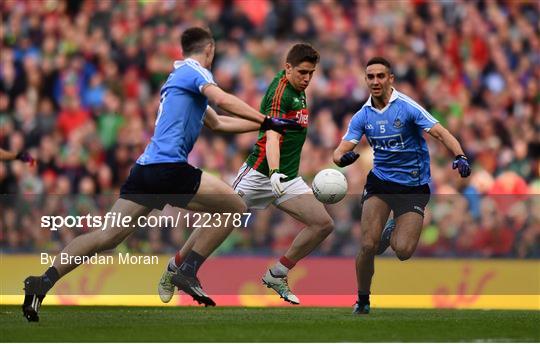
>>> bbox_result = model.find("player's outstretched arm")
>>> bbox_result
[203,84,265,124]
[203,106,260,133]
[202,84,301,134]
[0,148,35,164]
[0,148,17,160]
[428,123,471,177]
[333,140,359,167]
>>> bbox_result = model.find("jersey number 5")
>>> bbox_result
[380,124,386,133]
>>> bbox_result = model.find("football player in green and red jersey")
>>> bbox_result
[159,44,334,305]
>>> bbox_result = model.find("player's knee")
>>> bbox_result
[315,217,334,237]
[359,240,379,256]
[221,195,247,214]
[394,244,415,261]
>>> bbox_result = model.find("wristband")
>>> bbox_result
[269,169,280,176]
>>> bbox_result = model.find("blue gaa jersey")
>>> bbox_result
[137,58,216,165]
[343,88,438,186]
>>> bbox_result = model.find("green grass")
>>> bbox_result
[1,306,538,342]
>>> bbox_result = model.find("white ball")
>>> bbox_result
[312,169,348,204]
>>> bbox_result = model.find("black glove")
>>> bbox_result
[337,151,359,167]
[260,116,302,134]
[452,154,471,177]
[16,151,35,165]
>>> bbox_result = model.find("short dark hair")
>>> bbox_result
[181,27,214,56]
[286,43,320,67]
[366,57,392,73]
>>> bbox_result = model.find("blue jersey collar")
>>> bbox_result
[173,58,203,69]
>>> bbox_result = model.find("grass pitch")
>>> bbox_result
[1,306,538,342]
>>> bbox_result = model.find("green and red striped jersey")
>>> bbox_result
[245,70,309,180]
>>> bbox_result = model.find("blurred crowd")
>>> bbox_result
[1,0,539,258]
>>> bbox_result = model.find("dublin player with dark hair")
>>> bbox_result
[334,56,471,314]
[21,27,301,321]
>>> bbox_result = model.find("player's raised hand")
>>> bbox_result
[260,116,302,134]
[337,151,359,167]
[452,155,471,177]
[16,151,36,166]
[269,169,287,197]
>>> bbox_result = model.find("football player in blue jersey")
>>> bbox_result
[21,27,301,321]
[333,57,471,315]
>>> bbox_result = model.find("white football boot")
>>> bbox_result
[262,269,300,305]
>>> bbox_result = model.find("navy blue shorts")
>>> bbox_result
[362,171,430,217]
[120,163,202,210]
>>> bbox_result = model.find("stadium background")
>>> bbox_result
[1,0,539,309]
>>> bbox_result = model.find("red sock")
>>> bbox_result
[174,252,184,267]
[279,256,296,269]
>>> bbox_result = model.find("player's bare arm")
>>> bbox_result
[266,130,281,170]
[203,84,265,124]
[428,123,471,177]
[203,84,301,134]
[0,148,18,160]
[266,130,287,196]
[333,140,359,167]
[203,106,260,133]
[427,123,465,157]
[0,148,35,164]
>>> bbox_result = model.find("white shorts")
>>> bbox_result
[232,163,312,209]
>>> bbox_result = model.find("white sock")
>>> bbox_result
[270,262,289,277]
[167,257,177,272]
